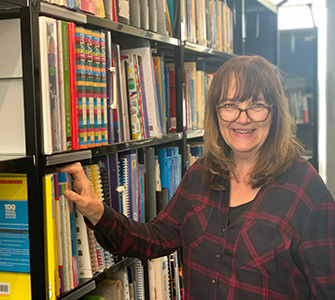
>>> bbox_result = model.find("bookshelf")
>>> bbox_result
[0,0,280,299]
[244,0,278,64]
[279,27,318,169]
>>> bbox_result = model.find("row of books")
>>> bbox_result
[43,166,115,298]
[80,252,182,300]
[43,0,175,38]
[184,60,214,131]
[39,16,178,154]
[181,0,234,52]
[39,17,109,153]
[43,145,182,298]
[286,90,310,124]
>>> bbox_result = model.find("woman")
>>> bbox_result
[62,55,335,299]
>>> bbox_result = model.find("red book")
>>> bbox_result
[112,0,118,22]
[68,22,78,150]
[81,0,95,14]
[184,70,189,131]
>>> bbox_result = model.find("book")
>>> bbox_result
[132,260,145,300]
[110,267,130,300]
[68,22,79,150]
[56,20,67,152]
[39,16,61,154]
[119,55,132,142]
[152,53,167,134]
[75,26,88,149]
[118,154,131,218]
[84,28,96,148]
[107,153,121,211]
[165,63,176,133]
[118,0,130,25]
[0,174,31,300]
[74,206,93,279]
[148,0,157,32]
[92,30,103,146]
[85,165,107,273]
[57,172,72,292]
[98,31,108,145]
[81,0,95,14]
[121,44,162,138]
[152,256,171,300]
[196,59,206,130]
[120,53,143,140]
[140,0,149,30]
[104,0,118,22]
[105,30,117,144]
[184,62,197,130]
[59,20,73,151]
[43,174,59,299]
[156,0,169,36]
[143,147,157,221]
[53,173,64,294]
[130,0,141,28]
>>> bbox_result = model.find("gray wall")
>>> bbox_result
[326,0,335,196]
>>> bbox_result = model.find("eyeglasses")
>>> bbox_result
[216,103,273,122]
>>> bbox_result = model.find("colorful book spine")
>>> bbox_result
[84,28,96,147]
[92,30,102,146]
[99,31,108,145]
[75,26,88,149]
[68,22,79,150]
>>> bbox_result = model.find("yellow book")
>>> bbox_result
[0,173,31,300]
[43,174,59,299]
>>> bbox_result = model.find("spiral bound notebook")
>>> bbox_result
[118,157,130,217]
[133,260,145,300]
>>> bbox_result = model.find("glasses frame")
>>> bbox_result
[216,104,273,122]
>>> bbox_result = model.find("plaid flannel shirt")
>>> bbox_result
[87,156,335,299]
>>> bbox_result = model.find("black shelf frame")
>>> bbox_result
[0,155,34,172]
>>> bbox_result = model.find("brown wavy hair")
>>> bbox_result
[202,55,304,190]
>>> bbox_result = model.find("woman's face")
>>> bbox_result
[217,81,272,162]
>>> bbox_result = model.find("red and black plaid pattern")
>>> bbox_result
[88,157,335,299]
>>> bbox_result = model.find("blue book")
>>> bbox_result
[156,148,169,190]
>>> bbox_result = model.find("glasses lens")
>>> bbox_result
[219,108,239,122]
[248,107,269,121]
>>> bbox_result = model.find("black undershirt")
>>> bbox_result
[228,200,254,225]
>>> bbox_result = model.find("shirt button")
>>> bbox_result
[211,279,216,284]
